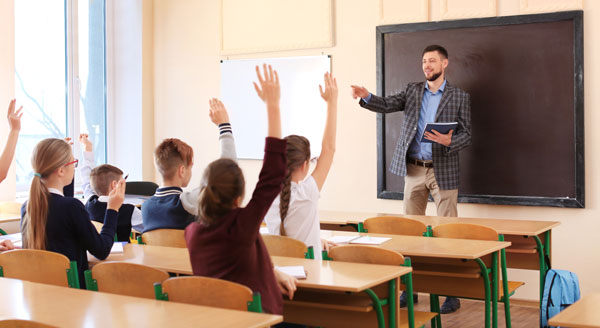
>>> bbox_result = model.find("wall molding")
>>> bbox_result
[520,0,583,14]
[441,0,497,20]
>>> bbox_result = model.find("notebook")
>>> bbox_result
[275,266,307,279]
[326,235,391,245]
[420,122,458,143]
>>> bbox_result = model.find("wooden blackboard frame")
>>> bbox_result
[375,10,584,208]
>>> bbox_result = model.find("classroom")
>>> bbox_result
[0,0,598,327]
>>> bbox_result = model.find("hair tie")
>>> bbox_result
[33,173,42,178]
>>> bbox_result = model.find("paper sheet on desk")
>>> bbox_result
[110,242,124,254]
[349,236,391,245]
[275,266,307,279]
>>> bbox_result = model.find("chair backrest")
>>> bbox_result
[261,234,308,258]
[89,262,169,299]
[363,216,428,236]
[91,220,103,234]
[0,320,58,328]
[141,229,186,248]
[160,276,253,311]
[125,181,159,196]
[0,201,22,214]
[328,245,405,266]
[0,249,74,287]
[432,223,498,241]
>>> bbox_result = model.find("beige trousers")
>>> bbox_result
[403,163,458,217]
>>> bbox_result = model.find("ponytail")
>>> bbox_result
[278,135,310,235]
[22,139,72,250]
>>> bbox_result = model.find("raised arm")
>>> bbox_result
[0,100,23,183]
[209,98,237,161]
[237,64,286,239]
[312,72,338,191]
[78,134,95,200]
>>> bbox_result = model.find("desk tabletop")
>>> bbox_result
[319,210,560,236]
[0,213,20,223]
[90,244,410,293]
[0,277,282,328]
[271,256,410,293]
[548,294,600,328]
[321,230,511,260]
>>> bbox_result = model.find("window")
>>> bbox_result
[14,0,107,191]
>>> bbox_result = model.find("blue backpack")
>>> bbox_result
[540,268,580,327]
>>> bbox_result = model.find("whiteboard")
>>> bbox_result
[220,55,331,159]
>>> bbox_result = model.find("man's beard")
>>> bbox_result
[426,71,442,82]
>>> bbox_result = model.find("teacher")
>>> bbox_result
[351,44,471,313]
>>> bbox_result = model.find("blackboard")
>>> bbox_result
[376,11,584,208]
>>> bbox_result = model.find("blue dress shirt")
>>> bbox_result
[363,80,446,161]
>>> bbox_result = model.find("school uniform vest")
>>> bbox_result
[141,187,196,233]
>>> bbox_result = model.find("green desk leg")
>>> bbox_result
[491,252,499,328]
[475,258,492,328]
[499,235,512,328]
[533,234,546,305]
[403,258,415,328]
[357,222,366,232]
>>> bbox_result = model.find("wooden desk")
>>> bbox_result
[321,230,510,328]
[89,244,415,328]
[124,194,149,208]
[548,294,600,328]
[0,213,20,224]
[320,210,559,302]
[0,277,281,327]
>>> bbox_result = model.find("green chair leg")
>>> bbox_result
[364,288,386,328]
[247,292,263,313]
[84,270,98,291]
[154,282,168,300]
[403,258,415,328]
[499,235,512,328]
[321,250,333,261]
[357,222,366,232]
[0,228,7,235]
[304,246,314,259]
[67,261,80,289]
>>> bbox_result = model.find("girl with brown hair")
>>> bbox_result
[185,64,297,315]
[264,72,338,260]
[20,138,125,287]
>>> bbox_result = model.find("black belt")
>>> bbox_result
[407,157,433,168]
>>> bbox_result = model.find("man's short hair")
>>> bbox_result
[422,45,448,59]
[90,164,123,196]
[154,138,194,180]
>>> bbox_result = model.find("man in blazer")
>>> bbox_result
[351,44,471,313]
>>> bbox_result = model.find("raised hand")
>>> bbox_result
[253,64,280,106]
[208,98,230,126]
[350,85,369,100]
[79,133,93,152]
[7,99,23,132]
[107,178,126,211]
[319,72,338,104]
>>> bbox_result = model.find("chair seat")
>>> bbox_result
[413,263,482,279]
[399,309,438,328]
[499,280,525,299]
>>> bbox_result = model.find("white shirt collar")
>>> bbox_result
[48,188,64,196]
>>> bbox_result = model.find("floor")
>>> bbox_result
[413,295,539,328]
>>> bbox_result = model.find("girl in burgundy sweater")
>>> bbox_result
[185,64,297,315]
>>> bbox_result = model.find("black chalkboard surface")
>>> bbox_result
[376,11,584,208]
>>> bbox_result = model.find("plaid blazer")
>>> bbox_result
[360,81,471,190]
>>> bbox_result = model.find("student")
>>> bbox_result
[79,134,142,241]
[0,99,23,184]
[264,72,338,260]
[185,64,297,315]
[141,99,237,233]
[20,138,125,287]
[0,100,23,252]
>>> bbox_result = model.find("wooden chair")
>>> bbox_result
[125,181,159,196]
[299,245,437,328]
[362,216,428,236]
[0,249,79,288]
[154,276,262,312]
[85,262,169,299]
[261,234,313,259]
[432,223,524,328]
[139,229,186,248]
[0,320,58,328]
